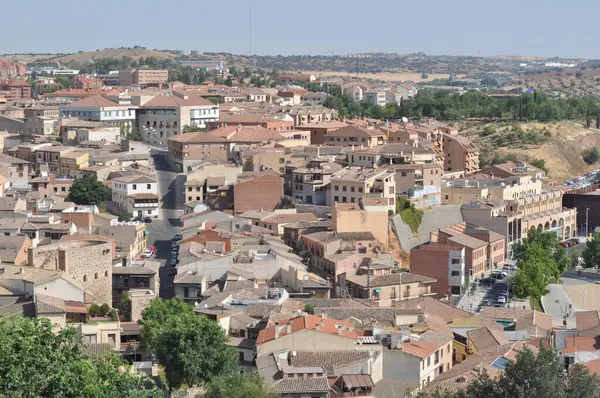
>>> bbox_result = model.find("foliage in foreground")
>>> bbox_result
[67,175,110,205]
[0,316,160,398]
[204,372,279,398]
[419,346,600,398]
[139,298,239,390]
[583,232,600,269]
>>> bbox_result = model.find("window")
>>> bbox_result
[83,334,97,344]
[188,187,192,192]
[358,187,363,193]
[188,197,192,201]
[61,187,66,192]
[427,356,431,367]
[334,196,339,202]
[3,232,8,236]
[83,275,87,282]
[401,171,407,177]
[342,186,347,192]
[445,195,449,200]
[350,187,355,192]
[334,185,339,191]
[94,273,98,279]
[451,271,460,276]
[105,270,108,277]
[132,184,137,190]
[451,258,461,264]
[107,333,116,345]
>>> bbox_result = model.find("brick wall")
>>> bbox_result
[234,174,283,214]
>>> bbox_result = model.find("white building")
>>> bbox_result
[363,91,387,107]
[60,95,137,129]
[111,175,159,218]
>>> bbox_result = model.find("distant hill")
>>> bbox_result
[0,48,177,64]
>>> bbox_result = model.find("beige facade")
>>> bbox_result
[28,240,113,304]
[331,202,389,249]
[328,167,396,212]
[442,176,542,205]
[119,68,168,86]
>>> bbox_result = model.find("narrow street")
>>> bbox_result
[145,151,184,299]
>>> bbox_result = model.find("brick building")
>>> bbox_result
[0,79,31,101]
[233,171,283,214]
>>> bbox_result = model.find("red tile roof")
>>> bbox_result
[256,314,360,345]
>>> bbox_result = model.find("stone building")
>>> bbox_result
[28,239,113,304]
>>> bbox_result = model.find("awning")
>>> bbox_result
[374,288,383,292]
[341,374,374,389]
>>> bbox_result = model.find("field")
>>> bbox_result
[304,70,464,83]
[0,48,176,64]
[461,121,600,182]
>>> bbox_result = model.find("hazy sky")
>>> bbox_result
[1,0,597,58]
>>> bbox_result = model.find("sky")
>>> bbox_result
[1,0,598,58]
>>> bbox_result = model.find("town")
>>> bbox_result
[2,43,600,397]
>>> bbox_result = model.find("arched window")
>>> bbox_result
[83,275,87,282]
[94,273,98,280]
[104,270,109,277]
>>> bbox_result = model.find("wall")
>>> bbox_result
[234,175,283,214]
[257,329,369,358]
[332,205,389,249]
[130,290,155,322]
[35,277,85,302]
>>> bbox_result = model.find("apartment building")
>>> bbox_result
[0,152,29,188]
[324,126,386,148]
[481,161,547,181]
[118,68,168,86]
[295,120,348,145]
[442,175,542,205]
[138,92,219,147]
[389,163,443,200]
[72,75,103,89]
[347,143,436,168]
[461,192,576,257]
[440,133,479,173]
[0,79,31,101]
[0,60,26,78]
[60,151,90,177]
[23,106,60,137]
[328,167,396,212]
[207,113,294,132]
[34,146,73,174]
[60,95,136,130]
[167,131,229,171]
[363,90,388,106]
[409,243,467,297]
[289,158,342,205]
[184,162,242,204]
[111,175,159,218]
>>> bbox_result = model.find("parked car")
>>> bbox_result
[168,268,178,276]
[509,264,517,271]
[171,247,179,255]
[147,246,157,255]
[136,254,148,261]
[143,248,154,257]
[482,299,492,306]
[170,255,178,266]
[569,238,580,245]
[143,216,153,223]
[497,296,507,305]
[560,241,571,248]
[173,233,183,241]
[171,241,179,249]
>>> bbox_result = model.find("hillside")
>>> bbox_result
[460,121,600,182]
[53,48,176,63]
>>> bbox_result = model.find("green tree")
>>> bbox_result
[126,127,144,141]
[118,212,132,222]
[0,316,161,398]
[204,372,278,398]
[304,304,315,315]
[583,147,600,165]
[182,125,205,133]
[67,176,110,205]
[570,245,580,268]
[153,311,239,390]
[512,227,568,276]
[511,244,555,300]
[530,158,549,174]
[418,345,600,398]
[138,298,194,351]
[583,232,600,268]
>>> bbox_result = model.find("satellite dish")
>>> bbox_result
[402,117,408,123]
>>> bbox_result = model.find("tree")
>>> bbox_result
[153,311,239,390]
[530,159,549,174]
[570,246,580,268]
[511,244,555,300]
[67,176,110,205]
[126,127,144,141]
[204,372,278,398]
[512,227,568,276]
[304,304,315,315]
[583,232,600,268]
[418,345,600,398]
[138,298,193,351]
[118,212,132,222]
[182,125,205,133]
[0,316,161,398]
[583,147,600,165]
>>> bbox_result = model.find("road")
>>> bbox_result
[145,151,184,299]
[457,272,514,311]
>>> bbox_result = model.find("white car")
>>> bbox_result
[497,296,506,305]
[143,249,154,257]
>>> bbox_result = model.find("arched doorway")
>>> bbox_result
[559,218,564,226]
[538,224,543,230]
[552,220,557,228]
[544,222,550,230]
[565,226,571,238]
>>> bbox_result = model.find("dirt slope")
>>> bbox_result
[462,121,600,182]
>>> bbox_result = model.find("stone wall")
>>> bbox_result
[130,290,155,322]
[29,240,113,304]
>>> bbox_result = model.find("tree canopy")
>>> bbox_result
[419,346,600,398]
[204,372,278,398]
[139,298,238,390]
[583,232,600,268]
[67,176,110,205]
[323,89,600,122]
[510,228,568,299]
[0,316,160,398]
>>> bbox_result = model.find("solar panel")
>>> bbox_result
[490,356,510,370]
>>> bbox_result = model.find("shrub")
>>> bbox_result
[89,303,101,317]
[99,303,111,317]
[583,147,600,165]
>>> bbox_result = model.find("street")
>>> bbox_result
[457,269,521,312]
[145,151,184,299]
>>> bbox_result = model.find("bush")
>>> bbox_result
[583,147,600,165]
[396,198,424,234]
[118,212,132,222]
[99,303,111,317]
[530,159,549,174]
[88,303,101,317]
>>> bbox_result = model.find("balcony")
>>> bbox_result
[120,341,141,351]
[113,280,150,290]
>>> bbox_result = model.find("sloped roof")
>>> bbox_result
[256,314,360,345]
[271,377,330,393]
[142,93,213,107]
[62,95,127,109]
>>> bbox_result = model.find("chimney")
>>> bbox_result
[286,321,292,335]
[338,326,344,336]
[274,321,280,339]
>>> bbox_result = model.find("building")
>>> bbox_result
[111,174,159,218]
[234,171,283,214]
[118,68,168,86]
[363,90,388,106]
[173,271,207,302]
[60,151,90,177]
[167,131,229,171]
[442,175,542,206]
[328,167,396,212]
[23,106,60,137]
[325,126,386,148]
[0,60,26,78]
[94,223,147,265]
[347,143,436,168]
[138,92,219,147]
[388,163,443,208]
[480,161,546,181]
[184,162,242,204]
[278,74,317,83]
[208,113,294,132]
[288,158,342,205]
[461,193,576,257]
[60,95,136,130]
[0,79,31,101]
[296,120,348,145]
[332,201,389,249]
[72,76,103,89]
[27,239,114,304]
[0,152,29,189]
[409,243,466,297]
[112,265,159,306]
[562,186,600,235]
[440,133,479,173]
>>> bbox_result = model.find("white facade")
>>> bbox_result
[352,86,363,102]
[189,106,219,128]
[60,107,136,123]
[364,91,388,107]
[111,177,159,218]
[448,247,466,295]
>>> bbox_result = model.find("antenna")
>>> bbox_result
[249,1,253,60]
